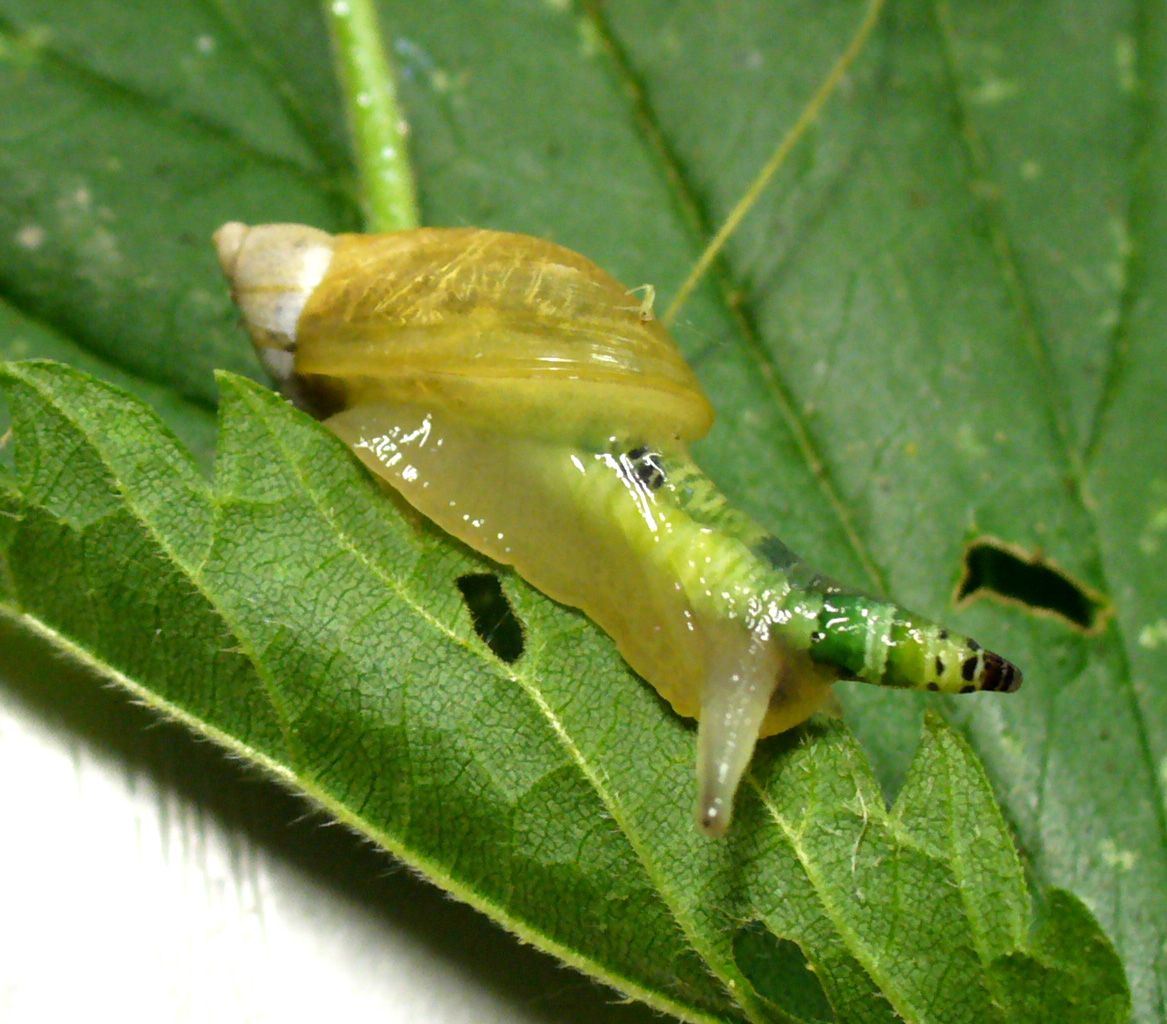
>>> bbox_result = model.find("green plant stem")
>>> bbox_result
[323,0,420,232]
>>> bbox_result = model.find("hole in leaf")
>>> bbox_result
[456,573,525,664]
[956,538,1109,633]
[733,921,836,1023]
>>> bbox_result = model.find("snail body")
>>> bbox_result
[215,222,1022,836]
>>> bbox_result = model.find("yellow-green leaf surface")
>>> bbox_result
[0,1,1154,1021]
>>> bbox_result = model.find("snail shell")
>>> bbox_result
[215,223,713,443]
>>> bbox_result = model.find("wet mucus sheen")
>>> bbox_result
[215,222,1022,836]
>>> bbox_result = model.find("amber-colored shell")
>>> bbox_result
[293,228,714,444]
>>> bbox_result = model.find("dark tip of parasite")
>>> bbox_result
[953,647,1023,694]
[980,652,1022,693]
[980,651,1005,691]
[998,658,1017,691]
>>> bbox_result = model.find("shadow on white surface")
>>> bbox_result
[0,617,668,1024]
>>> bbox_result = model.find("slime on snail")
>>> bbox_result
[214,221,1022,837]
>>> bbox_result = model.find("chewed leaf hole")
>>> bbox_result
[956,539,1109,633]
[456,573,525,664]
[732,922,835,1022]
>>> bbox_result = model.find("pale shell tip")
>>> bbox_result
[213,221,249,278]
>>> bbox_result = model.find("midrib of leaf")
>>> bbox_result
[930,0,1167,882]
[929,0,1083,468]
[752,780,907,1017]
[238,381,490,677]
[1080,0,1147,467]
[236,380,770,1024]
[751,769,1000,1024]
[503,670,770,1024]
[577,0,890,598]
[933,762,1015,1011]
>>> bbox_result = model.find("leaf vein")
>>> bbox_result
[15,369,305,767]
[930,0,1167,892]
[578,0,890,595]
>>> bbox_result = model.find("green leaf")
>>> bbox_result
[0,0,1156,1020]
[0,362,1128,1024]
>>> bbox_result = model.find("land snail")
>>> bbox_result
[214,221,1022,837]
